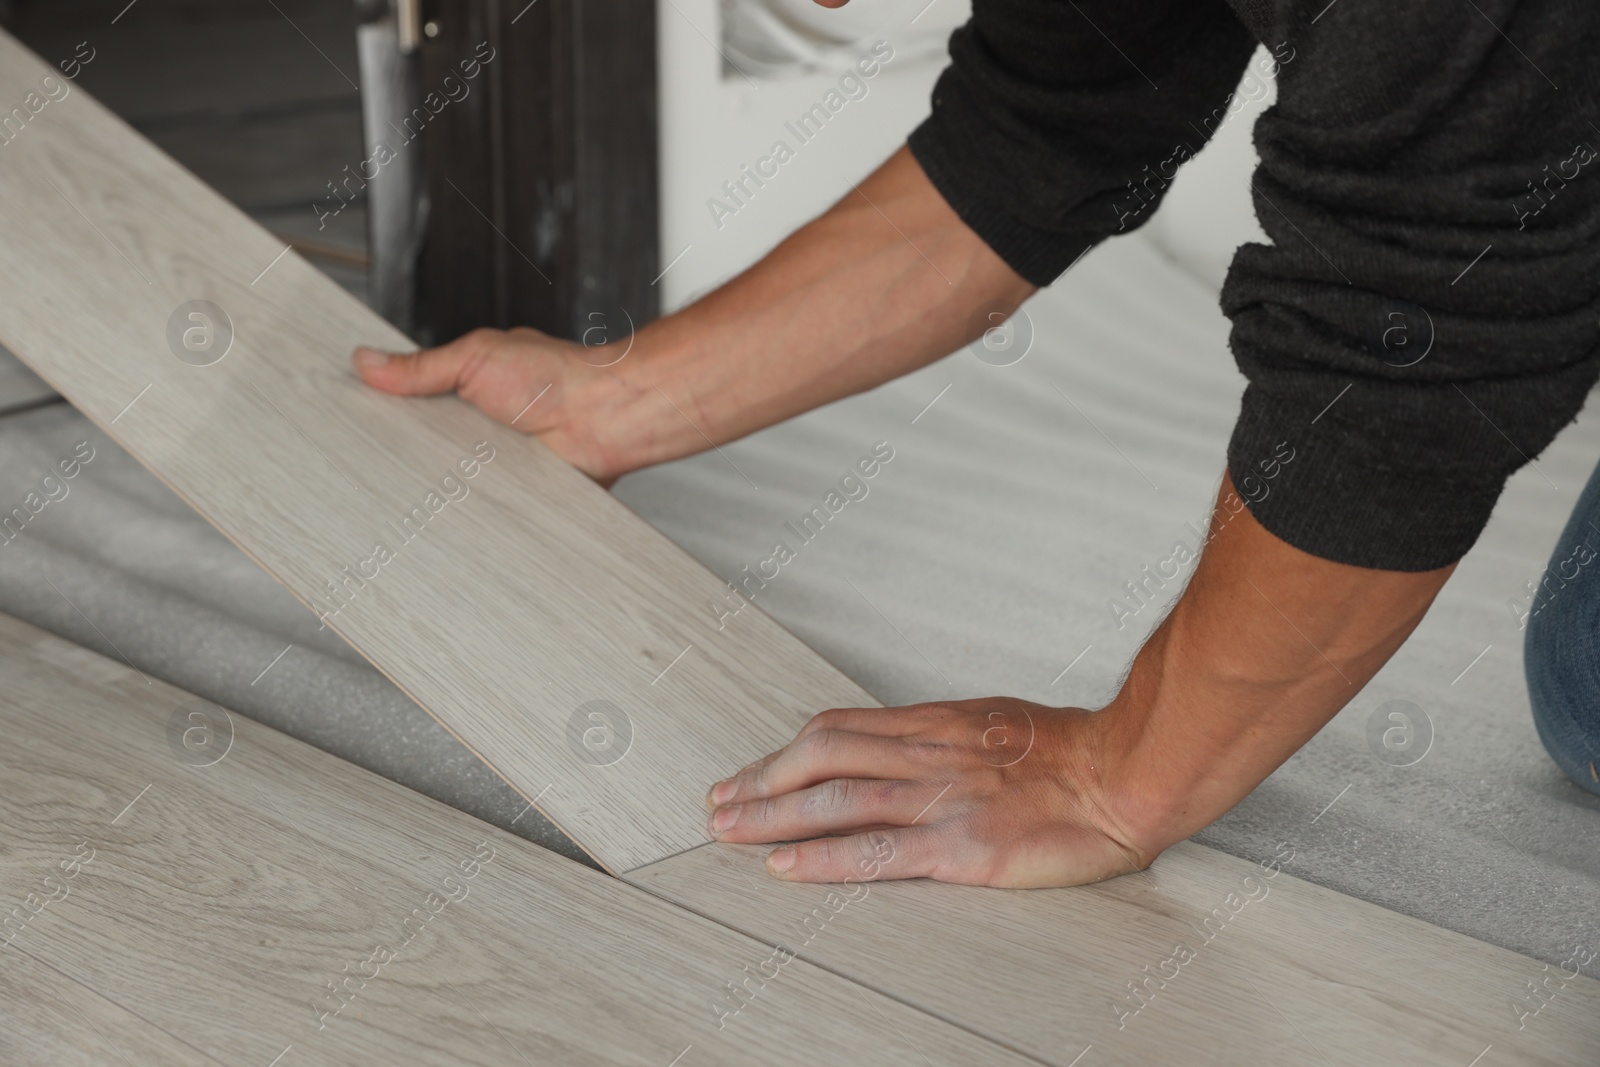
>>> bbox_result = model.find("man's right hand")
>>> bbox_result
[354,328,629,485]
[353,146,1036,490]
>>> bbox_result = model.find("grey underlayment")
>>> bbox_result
[0,366,586,865]
[4,227,1597,969]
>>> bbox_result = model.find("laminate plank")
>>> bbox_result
[0,611,1034,1066]
[628,841,1600,1066]
[0,947,219,1067]
[0,27,874,873]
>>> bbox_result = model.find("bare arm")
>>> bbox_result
[703,473,1454,886]
[353,146,1033,481]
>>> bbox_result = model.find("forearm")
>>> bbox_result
[585,145,1034,475]
[1099,472,1456,855]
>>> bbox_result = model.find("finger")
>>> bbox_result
[709,777,929,843]
[739,751,779,776]
[764,826,945,883]
[793,704,939,741]
[352,327,499,396]
[706,750,780,810]
[708,729,929,806]
[716,704,915,803]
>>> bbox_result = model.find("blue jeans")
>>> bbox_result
[1525,458,1600,796]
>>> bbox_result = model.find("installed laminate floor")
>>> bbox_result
[0,612,1029,1066]
[629,841,1600,1066]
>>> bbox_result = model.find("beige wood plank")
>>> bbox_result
[628,841,1600,1066]
[0,947,220,1067]
[0,28,874,873]
[0,611,1033,1066]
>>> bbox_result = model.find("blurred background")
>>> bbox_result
[0,0,1261,343]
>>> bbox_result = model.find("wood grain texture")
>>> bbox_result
[0,612,1033,1066]
[628,841,1600,1066]
[0,947,218,1067]
[0,27,874,873]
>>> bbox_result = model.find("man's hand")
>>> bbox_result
[708,473,1456,888]
[353,147,1034,486]
[706,698,1149,888]
[354,328,629,484]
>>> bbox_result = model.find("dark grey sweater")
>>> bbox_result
[908,0,1600,571]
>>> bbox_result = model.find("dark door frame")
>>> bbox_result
[419,0,659,347]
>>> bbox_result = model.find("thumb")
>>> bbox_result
[353,329,494,396]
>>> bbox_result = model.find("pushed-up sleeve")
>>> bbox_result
[908,0,1259,285]
[1221,0,1600,571]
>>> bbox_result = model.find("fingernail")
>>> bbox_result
[767,846,796,874]
[709,779,737,806]
[353,347,391,370]
[709,805,740,834]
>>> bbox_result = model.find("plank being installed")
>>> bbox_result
[0,611,1032,1066]
[629,842,1600,1066]
[0,28,873,873]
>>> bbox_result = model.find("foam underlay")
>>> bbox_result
[2,229,1595,968]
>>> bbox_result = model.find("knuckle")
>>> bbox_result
[800,708,845,737]
[753,796,781,827]
[902,737,951,764]
[814,778,850,811]
[448,328,500,370]
[748,763,776,798]
[461,326,504,349]
[855,830,898,878]
[799,728,840,762]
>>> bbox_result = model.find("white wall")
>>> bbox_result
[655,0,965,309]
[1141,45,1277,293]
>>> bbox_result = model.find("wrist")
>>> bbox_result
[568,320,705,480]
[1090,618,1258,858]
